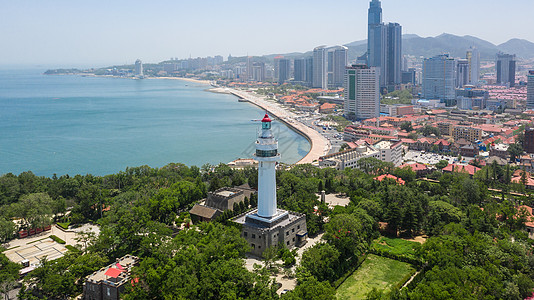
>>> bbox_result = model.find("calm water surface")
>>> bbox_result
[0,69,310,176]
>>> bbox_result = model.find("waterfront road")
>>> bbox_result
[228,89,331,165]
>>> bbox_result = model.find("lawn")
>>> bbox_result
[336,254,416,300]
[371,236,421,260]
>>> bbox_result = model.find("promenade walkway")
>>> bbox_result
[229,89,330,165]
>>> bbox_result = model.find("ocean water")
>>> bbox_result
[0,69,310,177]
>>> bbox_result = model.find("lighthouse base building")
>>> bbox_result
[233,209,307,257]
[233,113,307,257]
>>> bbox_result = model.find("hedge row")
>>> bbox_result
[370,247,423,268]
[49,235,66,244]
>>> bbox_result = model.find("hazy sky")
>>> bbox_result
[1,0,533,67]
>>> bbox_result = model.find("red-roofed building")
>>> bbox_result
[399,163,430,177]
[319,103,337,114]
[442,164,480,176]
[374,174,405,185]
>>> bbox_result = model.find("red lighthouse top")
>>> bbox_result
[261,114,271,122]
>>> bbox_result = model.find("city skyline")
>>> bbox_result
[1,0,534,67]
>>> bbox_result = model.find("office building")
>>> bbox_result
[386,23,402,87]
[467,47,480,86]
[401,68,416,84]
[344,65,380,120]
[527,70,534,110]
[233,114,307,256]
[496,53,516,87]
[134,59,143,77]
[422,54,456,106]
[367,0,402,90]
[274,57,290,84]
[456,59,469,88]
[313,46,328,89]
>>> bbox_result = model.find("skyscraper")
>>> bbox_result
[386,23,402,87]
[134,59,143,77]
[313,46,327,89]
[246,56,253,81]
[306,57,313,86]
[496,53,516,87]
[274,57,290,84]
[332,46,348,88]
[456,59,469,88]
[466,47,480,86]
[527,70,534,110]
[294,58,306,83]
[422,54,456,106]
[367,0,402,90]
[344,65,380,120]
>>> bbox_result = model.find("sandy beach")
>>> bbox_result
[226,88,331,165]
[152,76,211,85]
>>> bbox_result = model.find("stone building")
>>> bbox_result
[83,255,138,300]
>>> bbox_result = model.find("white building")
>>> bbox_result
[467,47,480,86]
[134,59,143,77]
[319,145,380,170]
[344,65,380,120]
[374,140,403,166]
[331,46,348,88]
[313,46,328,89]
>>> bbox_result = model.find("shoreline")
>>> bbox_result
[41,73,324,164]
[222,88,330,165]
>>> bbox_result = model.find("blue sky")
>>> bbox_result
[1,0,533,67]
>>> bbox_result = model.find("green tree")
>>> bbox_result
[0,253,21,300]
[300,243,340,282]
[508,142,524,162]
[400,122,413,132]
[436,160,449,169]
[0,217,16,243]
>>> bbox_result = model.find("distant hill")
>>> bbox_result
[344,33,534,61]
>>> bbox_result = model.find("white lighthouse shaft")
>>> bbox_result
[255,114,280,218]
[258,161,277,217]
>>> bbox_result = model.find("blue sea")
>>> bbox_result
[0,69,310,177]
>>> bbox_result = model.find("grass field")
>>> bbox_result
[336,254,416,300]
[371,236,421,259]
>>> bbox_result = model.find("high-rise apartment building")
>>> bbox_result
[496,53,516,87]
[274,57,290,84]
[527,70,534,110]
[344,65,380,120]
[466,47,480,86]
[367,0,401,90]
[328,46,348,88]
[134,59,143,77]
[294,58,306,83]
[422,54,456,106]
[246,56,253,81]
[252,62,266,82]
[456,59,469,88]
[313,46,327,89]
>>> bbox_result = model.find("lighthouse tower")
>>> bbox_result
[255,114,280,218]
[233,113,307,257]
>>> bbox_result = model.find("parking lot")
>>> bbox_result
[403,150,462,165]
